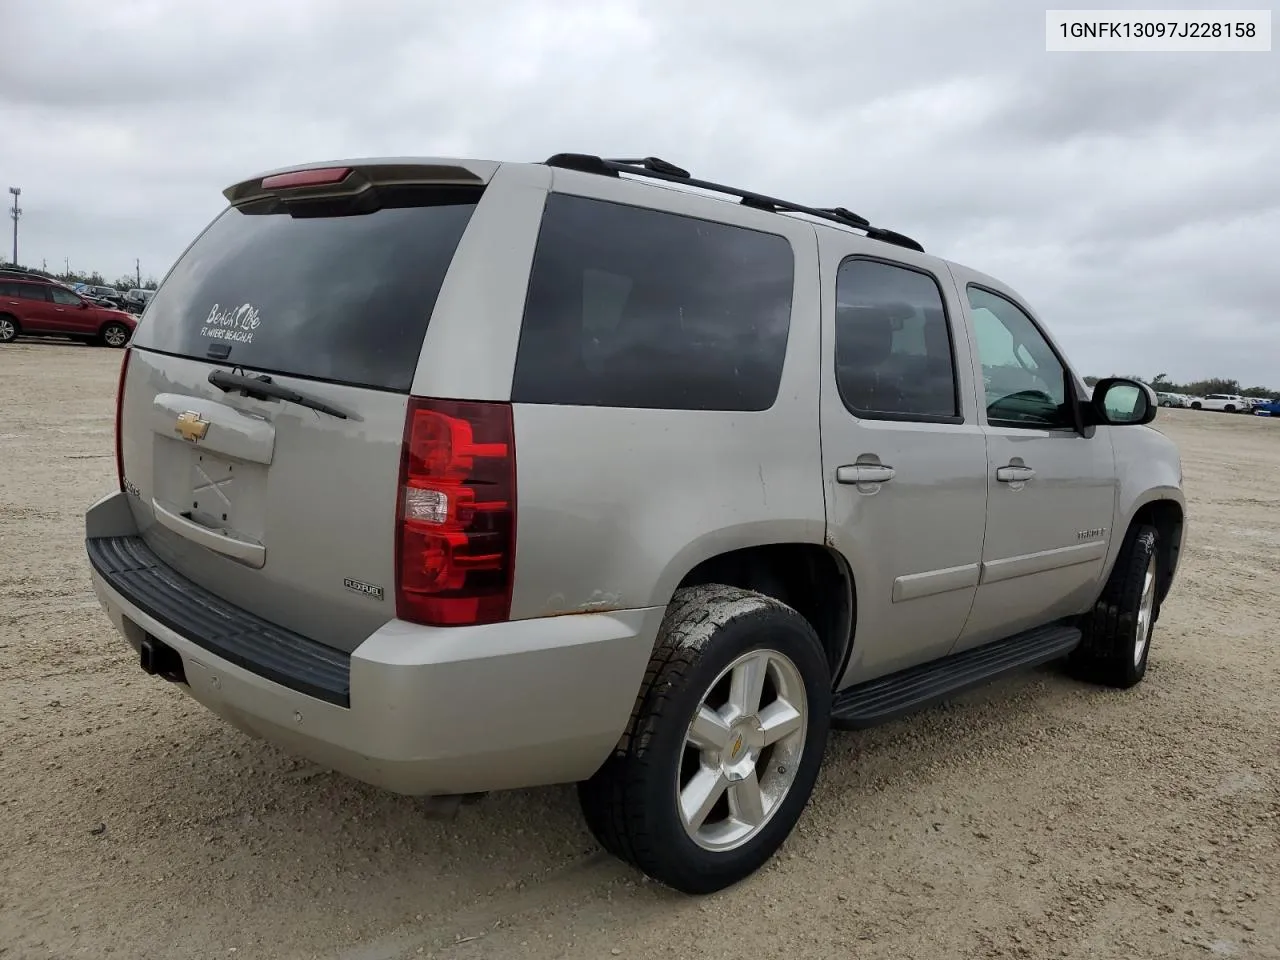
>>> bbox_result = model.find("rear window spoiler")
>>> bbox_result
[222,160,495,207]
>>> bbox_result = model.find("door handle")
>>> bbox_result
[151,498,266,568]
[836,463,896,485]
[996,464,1036,483]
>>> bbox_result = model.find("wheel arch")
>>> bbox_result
[674,542,856,685]
[1130,498,1184,606]
[1101,494,1184,609]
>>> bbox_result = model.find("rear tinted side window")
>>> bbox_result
[1,282,47,301]
[834,258,960,422]
[132,187,480,392]
[512,194,794,411]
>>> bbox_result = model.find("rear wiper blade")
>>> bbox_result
[208,369,349,420]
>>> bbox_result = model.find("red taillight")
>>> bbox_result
[395,397,516,627]
[114,347,132,491]
[261,167,351,190]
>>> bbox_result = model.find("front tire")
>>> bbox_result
[1071,524,1160,689]
[100,322,130,348]
[578,584,832,894]
[0,314,18,343]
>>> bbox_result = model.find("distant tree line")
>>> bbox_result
[1084,373,1278,399]
[6,262,159,292]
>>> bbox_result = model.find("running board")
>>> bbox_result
[831,623,1082,729]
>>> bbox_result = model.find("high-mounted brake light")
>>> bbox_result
[260,167,351,190]
[395,397,516,627]
[114,347,132,491]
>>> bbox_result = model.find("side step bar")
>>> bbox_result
[831,623,1082,729]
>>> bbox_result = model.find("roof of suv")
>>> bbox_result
[221,151,1030,325]
[226,153,955,263]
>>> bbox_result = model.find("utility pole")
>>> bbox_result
[135,258,141,288]
[64,256,70,277]
[7,187,20,267]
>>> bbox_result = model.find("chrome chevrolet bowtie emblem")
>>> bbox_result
[175,410,210,443]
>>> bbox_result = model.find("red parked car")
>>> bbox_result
[0,277,137,348]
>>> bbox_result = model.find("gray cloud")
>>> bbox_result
[1,0,1277,385]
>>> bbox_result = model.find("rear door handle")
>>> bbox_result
[996,465,1036,483]
[836,463,896,485]
[151,498,266,568]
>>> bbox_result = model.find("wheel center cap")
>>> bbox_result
[722,719,764,782]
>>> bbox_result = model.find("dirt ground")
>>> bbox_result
[1,340,1276,960]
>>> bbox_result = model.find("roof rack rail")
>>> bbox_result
[542,153,924,253]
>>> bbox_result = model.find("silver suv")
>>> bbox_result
[86,154,1186,894]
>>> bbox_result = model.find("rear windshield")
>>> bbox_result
[133,187,480,392]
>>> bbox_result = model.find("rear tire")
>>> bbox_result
[100,321,130,348]
[577,584,831,894]
[0,314,18,343]
[1071,524,1160,689]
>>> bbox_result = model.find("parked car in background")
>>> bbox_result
[122,288,156,315]
[0,276,136,347]
[0,268,41,282]
[1196,394,1250,412]
[79,284,127,309]
[1157,392,1188,408]
[1252,399,1280,417]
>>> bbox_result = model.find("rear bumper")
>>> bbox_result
[85,490,662,796]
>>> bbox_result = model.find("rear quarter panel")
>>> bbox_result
[416,167,829,618]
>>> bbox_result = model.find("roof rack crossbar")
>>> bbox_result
[543,154,924,253]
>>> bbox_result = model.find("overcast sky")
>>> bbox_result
[2,0,1277,386]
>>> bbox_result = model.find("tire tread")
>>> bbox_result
[578,584,822,891]
[1073,523,1158,688]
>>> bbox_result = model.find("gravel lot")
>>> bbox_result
[1,340,1277,960]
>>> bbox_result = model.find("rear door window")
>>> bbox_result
[2,283,48,301]
[833,258,960,422]
[132,187,481,392]
[512,194,795,411]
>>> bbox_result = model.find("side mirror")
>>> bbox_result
[1089,377,1156,426]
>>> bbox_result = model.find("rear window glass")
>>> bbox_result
[512,194,794,411]
[133,187,480,392]
[0,281,43,299]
